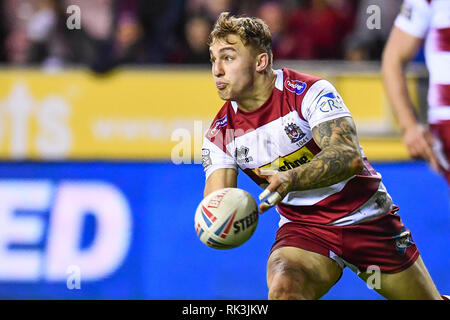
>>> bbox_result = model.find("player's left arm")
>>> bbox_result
[257,116,364,213]
[302,116,364,188]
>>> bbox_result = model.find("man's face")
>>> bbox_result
[209,34,256,101]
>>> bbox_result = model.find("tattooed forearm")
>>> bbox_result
[289,116,364,191]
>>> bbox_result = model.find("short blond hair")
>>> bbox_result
[208,12,273,68]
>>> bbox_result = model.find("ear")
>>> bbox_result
[255,53,269,73]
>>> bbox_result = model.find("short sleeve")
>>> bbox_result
[202,137,238,181]
[394,0,431,38]
[300,80,352,129]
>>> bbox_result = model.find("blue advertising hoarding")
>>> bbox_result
[0,161,448,299]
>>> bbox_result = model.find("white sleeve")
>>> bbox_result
[202,138,238,181]
[301,80,352,129]
[394,0,431,38]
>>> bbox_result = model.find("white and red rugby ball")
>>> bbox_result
[194,188,258,249]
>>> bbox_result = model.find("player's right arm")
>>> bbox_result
[381,0,441,171]
[204,168,237,197]
[201,119,238,197]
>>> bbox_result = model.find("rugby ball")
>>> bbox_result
[194,188,258,249]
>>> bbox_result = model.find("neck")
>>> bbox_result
[237,69,277,112]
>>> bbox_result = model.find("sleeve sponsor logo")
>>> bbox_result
[207,115,228,138]
[284,78,307,95]
[399,3,412,20]
[201,148,212,169]
[317,92,344,113]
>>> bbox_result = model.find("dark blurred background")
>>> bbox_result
[0,0,413,72]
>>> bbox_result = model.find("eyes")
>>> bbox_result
[210,55,234,64]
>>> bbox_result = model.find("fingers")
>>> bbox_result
[418,134,443,173]
[431,139,450,171]
[258,188,272,201]
[259,189,282,213]
[259,188,282,213]
[255,167,277,179]
[413,133,439,168]
[404,126,443,173]
[255,169,292,213]
[259,169,278,176]
[258,189,282,205]
[255,168,281,213]
[411,142,441,173]
[424,131,446,172]
[423,129,436,147]
[424,144,441,172]
[256,170,278,204]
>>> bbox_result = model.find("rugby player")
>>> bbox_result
[382,0,450,184]
[202,12,447,299]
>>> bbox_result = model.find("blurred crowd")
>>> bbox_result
[0,0,404,72]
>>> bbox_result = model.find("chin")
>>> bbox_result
[218,91,233,101]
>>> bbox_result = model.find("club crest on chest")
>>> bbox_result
[284,123,305,143]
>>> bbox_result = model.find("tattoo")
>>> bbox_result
[289,116,363,191]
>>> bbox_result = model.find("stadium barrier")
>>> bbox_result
[0,65,426,161]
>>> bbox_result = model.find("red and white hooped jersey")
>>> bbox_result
[202,68,393,227]
[394,0,450,124]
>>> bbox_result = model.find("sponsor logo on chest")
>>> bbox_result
[255,147,314,172]
[284,78,307,95]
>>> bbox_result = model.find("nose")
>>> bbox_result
[212,60,224,77]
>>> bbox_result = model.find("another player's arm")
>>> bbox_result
[257,116,363,212]
[204,168,237,198]
[382,26,440,170]
[382,26,422,134]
